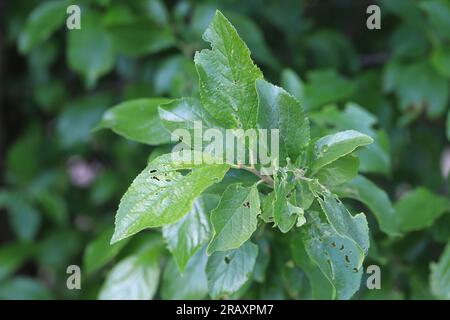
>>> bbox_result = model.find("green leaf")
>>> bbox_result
[0,243,31,281]
[83,228,129,275]
[273,169,303,233]
[296,212,365,300]
[97,98,172,145]
[161,248,208,300]
[335,175,399,236]
[18,0,68,53]
[194,10,263,129]
[311,130,373,171]
[316,189,370,254]
[303,69,355,110]
[0,193,41,241]
[281,69,304,101]
[419,0,450,38]
[431,44,450,79]
[430,241,450,299]
[309,103,390,175]
[67,11,116,87]
[162,194,219,272]
[256,79,310,161]
[395,188,450,232]
[158,97,220,147]
[108,20,175,57]
[394,62,449,118]
[207,184,260,254]
[315,154,359,187]
[206,241,258,299]
[291,231,335,299]
[0,277,53,300]
[99,247,160,300]
[447,110,450,141]
[111,151,229,243]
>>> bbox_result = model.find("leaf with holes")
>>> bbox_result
[207,184,260,254]
[111,151,229,243]
[206,241,258,299]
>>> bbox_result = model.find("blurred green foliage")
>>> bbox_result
[0,0,449,299]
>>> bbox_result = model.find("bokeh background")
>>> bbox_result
[0,0,449,299]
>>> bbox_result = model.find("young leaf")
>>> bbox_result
[296,212,365,300]
[256,79,310,162]
[99,249,160,300]
[162,194,219,272]
[311,130,373,171]
[430,241,450,300]
[395,188,450,232]
[161,248,208,300]
[112,152,229,243]
[206,241,258,299]
[97,98,172,145]
[207,184,260,254]
[194,10,263,129]
[273,170,302,233]
[335,175,399,236]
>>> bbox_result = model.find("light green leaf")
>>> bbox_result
[99,248,160,300]
[162,194,219,272]
[194,10,263,129]
[206,241,258,299]
[67,11,116,87]
[97,98,171,145]
[316,190,370,254]
[297,212,365,300]
[395,188,450,232]
[335,175,399,236]
[430,241,450,299]
[312,130,373,171]
[315,154,359,187]
[18,0,68,53]
[83,228,129,275]
[111,151,229,243]
[207,184,260,254]
[256,79,310,161]
[273,169,302,233]
[161,248,208,300]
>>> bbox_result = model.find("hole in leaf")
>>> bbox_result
[339,244,344,250]
[345,255,350,263]
[331,242,336,248]
[152,176,160,181]
[150,169,157,173]
[243,201,250,208]
[353,268,359,273]
[224,256,231,264]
